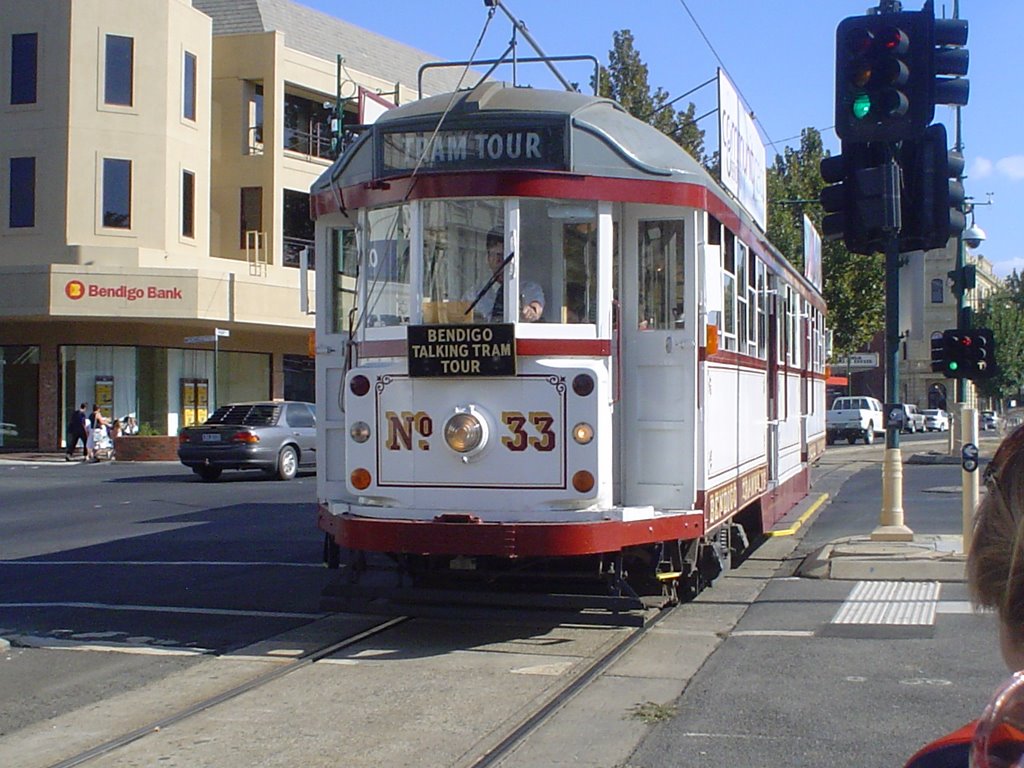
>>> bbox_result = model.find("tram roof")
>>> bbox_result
[312,81,716,195]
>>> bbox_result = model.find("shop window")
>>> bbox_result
[10,32,37,105]
[102,158,132,229]
[9,156,35,228]
[0,346,39,450]
[183,50,196,121]
[104,34,133,107]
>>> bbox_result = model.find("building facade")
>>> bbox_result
[0,0,462,451]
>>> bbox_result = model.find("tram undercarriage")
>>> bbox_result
[321,506,762,617]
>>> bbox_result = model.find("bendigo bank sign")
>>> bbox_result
[53,275,194,317]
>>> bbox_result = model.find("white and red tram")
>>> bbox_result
[310,82,826,600]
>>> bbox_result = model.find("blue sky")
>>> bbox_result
[304,0,1021,278]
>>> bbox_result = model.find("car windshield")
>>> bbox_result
[204,404,279,427]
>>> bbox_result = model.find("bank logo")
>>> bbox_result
[65,280,86,300]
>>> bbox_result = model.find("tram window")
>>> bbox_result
[638,219,684,330]
[756,260,767,360]
[362,204,410,327]
[721,231,737,350]
[736,242,749,353]
[328,227,357,334]
[562,221,596,324]
[746,248,758,356]
[421,199,505,324]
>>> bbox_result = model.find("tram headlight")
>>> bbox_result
[572,422,594,444]
[444,410,486,454]
[349,421,371,443]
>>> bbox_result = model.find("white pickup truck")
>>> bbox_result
[826,396,886,445]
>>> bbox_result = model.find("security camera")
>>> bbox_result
[963,223,986,249]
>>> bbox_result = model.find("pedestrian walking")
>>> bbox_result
[65,402,88,460]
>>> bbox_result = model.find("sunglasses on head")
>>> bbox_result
[973,671,1024,767]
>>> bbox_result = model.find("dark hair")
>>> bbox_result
[486,229,503,250]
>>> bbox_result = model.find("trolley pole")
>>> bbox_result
[874,151,914,541]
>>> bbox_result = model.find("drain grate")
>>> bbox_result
[831,580,940,626]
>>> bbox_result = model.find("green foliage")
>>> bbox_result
[975,270,1024,402]
[137,422,163,436]
[765,128,884,356]
[593,30,707,166]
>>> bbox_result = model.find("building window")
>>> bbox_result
[283,190,314,267]
[9,156,35,228]
[183,51,196,121]
[931,277,944,303]
[10,32,37,105]
[246,82,263,152]
[102,158,132,228]
[104,34,134,107]
[182,170,195,238]
[240,187,262,248]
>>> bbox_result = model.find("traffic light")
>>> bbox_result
[834,9,930,142]
[928,0,970,110]
[819,142,898,255]
[946,263,976,300]
[938,328,996,380]
[898,123,966,251]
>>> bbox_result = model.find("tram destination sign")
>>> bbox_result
[407,324,516,377]
[378,117,569,177]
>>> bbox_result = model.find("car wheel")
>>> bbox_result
[847,435,857,445]
[864,423,875,445]
[276,445,298,481]
[197,466,222,482]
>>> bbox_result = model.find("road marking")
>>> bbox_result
[731,630,816,637]
[831,581,939,625]
[10,635,209,655]
[0,601,325,619]
[936,600,977,614]
[765,493,830,537]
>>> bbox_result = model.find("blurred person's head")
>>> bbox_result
[486,229,504,271]
[970,424,1024,670]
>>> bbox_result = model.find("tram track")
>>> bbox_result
[36,603,670,768]
[46,615,411,768]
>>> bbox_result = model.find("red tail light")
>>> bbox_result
[178,433,190,444]
[231,430,260,444]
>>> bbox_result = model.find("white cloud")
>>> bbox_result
[996,156,1024,181]
[971,156,993,179]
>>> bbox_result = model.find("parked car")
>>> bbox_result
[177,401,316,481]
[896,403,926,434]
[981,410,999,431]
[826,396,886,445]
[922,409,950,432]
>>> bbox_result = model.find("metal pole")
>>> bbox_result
[213,334,219,413]
[487,0,576,92]
[874,151,913,541]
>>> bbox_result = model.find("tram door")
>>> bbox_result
[618,209,697,510]
[316,223,358,502]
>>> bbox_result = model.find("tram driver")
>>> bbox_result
[465,230,545,322]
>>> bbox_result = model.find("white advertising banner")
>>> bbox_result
[803,214,823,291]
[718,69,767,232]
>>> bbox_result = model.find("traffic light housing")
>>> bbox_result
[835,9,929,142]
[834,1,969,144]
[819,142,898,255]
[937,328,996,380]
[898,123,966,251]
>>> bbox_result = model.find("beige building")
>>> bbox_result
[900,240,1000,412]
[0,0,462,451]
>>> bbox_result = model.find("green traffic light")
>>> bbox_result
[852,93,872,119]
[948,361,959,372]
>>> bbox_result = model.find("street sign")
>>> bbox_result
[215,328,231,337]
[184,335,217,344]
[833,352,880,370]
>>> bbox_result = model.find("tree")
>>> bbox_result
[766,128,884,356]
[975,271,1024,404]
[594,30,706,165]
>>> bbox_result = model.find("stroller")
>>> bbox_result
[92,424,115,461]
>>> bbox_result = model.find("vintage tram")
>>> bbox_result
[310,80,826,602]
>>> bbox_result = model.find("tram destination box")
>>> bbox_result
[407,324,516,377]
